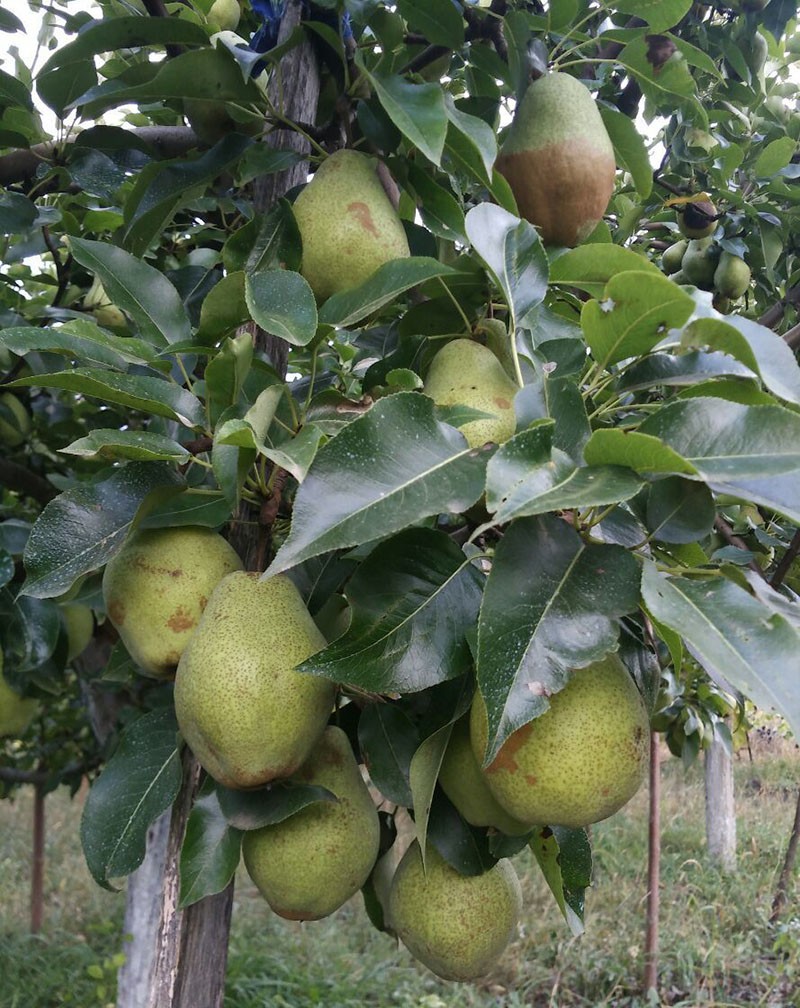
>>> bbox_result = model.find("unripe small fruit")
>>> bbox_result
[661,239,687,275]
[714,251,751,299]
[207,0,240,32]
[677,199,718,239]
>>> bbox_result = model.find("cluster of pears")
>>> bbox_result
[662,234,751,312]
[495,72,616,247]
[103,524,650,981]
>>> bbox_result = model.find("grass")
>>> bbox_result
[1,746,799,1008]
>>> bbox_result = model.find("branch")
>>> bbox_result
[713,515,766,580]
[0,459,58,504]
[0,127,200,189]
[141,0,185,58]
[770,527,800,589]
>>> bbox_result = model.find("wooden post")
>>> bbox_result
[643,731,660,997]
[704,725,736,873]
[30,781,45,934]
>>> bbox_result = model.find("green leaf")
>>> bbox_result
[80,708,182,889]
[409,724,453,866]
[358,703,418,807]
[216,781,335,830]
[581,271,695,370]
[0,67,32,109]
[641,562,800,740]
[637,398,800,523]
[754,137,796,178]
[141,490,232,530]
[530,825,591,936]
[245,270,318,347]
[599,105,652,198]
[205,332,253,429]
[318,257,455,329]
[609,0,692,32]
[11,370,204,429]
[365,73,448,165]
[444,97,497,186]
[124,134,253,257]
[36,61,97,119]
[516,372,590,462]
[0,191,37,233]
[549,244,661,298]
[179,790,242,909]
[22,463,184,599]
[583,429,698,476]
[298,528,483,693]
[645,476,715,544]
[619,36,696,101]
[260,424,325,484]
[619,349,755,392]
[485,422,644,524]
[477,514,640,761]
[682,316,800,407]
[0,320,161,370]
[60,430,190,463]
[396,0,464,46]
[196,272,250,344]
[268,393,487,575]
[68,238,192,347]
[427,790,497,875]
[465,203,548,328]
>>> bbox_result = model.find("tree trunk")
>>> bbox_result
[704,727,737,873]
[132,4,322,1006]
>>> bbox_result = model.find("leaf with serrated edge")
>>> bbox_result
[80,708,182,889]
[477,514,640,761]
[22,463,184,598]
[486,422,643,524]
[179,790,242,908]
[641,562,800,739]
[267,393,488,576]
[298,528,483,693]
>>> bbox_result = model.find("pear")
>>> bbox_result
[423,339,518,448]
[438,716,530,836]
[471,652,650,829]
[102,526,243,679]
[676,198,718,239]
[61,603,93,661]
[661,239,687,275]
[389,841,522,982]
[495,72,616,247]
[0,392,31,448]
[207,0,240,32]
[681,237,719,289]
[0,646,39,738]
[292,150,410,302]
[174,572,334,789]
[714,251,751,299]
[241,725,380,920]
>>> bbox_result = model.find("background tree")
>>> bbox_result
[1,0,800,1004]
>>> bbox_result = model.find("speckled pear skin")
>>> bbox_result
[102,527,243,679]
[471,653,650,828]
[439,716,530,836]
[174,572,334,790]
[242,725,380,920]
[389,841,522,982]
[423,339,518,448]
[292,149,411,302]
[0,647,39,738]
[495,72,616,247]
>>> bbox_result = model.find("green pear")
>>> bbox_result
[0,646,39,738]
[102,526,243,678]
[495,72,616,247]
[389,841,522,982]
[681,237,719,289]
[292,150,410,302]
[174,572,334,789]
[207,0,240,32]
[439,716,530,836]
[61,603,93,661]
[661,239,688,275]
[423,339,518,449]
[714,251,751,299]
[0,392,31,448]
[471,652,650,828]
[676,198,718,239]
[242,725,380,920]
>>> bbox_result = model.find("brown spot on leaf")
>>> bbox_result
[347,201,378,237]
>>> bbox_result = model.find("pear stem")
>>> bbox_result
[507,321,525,388]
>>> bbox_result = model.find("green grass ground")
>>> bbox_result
[1,748,798,1008]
